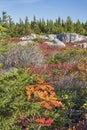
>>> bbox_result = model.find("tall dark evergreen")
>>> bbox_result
[54,17,63,34]
[38,18,46,33]
[2,11,9,27]
[0,17,2,24]
[46,19,54,34]
[84,21,87,35]
[8,15,15,37]
[25,16,31,34]
[75,19,85,35]
[31,16,40,34]
[66,16,74,33]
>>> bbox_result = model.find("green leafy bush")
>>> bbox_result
[50,49,87,64]
[0,69,36,129]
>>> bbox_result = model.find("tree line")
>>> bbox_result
[0,11,87,37]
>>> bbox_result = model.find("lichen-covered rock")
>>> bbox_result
[82,43,87,48]
[39,34,56,40]
[21,34,36,41]
[53,38,65,47]
[57,33,87,43]
[44,38,65,47]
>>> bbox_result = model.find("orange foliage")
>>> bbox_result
[35,118,45,124]
[26,78,62,109]
[37,77,44,84]
[44,102,52,109]
[35,117,54,127]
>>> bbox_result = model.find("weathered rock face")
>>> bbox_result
[82,43,87,48]
[21,34,36,41]
[53,38,66,47]
[39,34,56,40]
[40,34,66,47]
[57,33,87,43]
[46,34,56,40]
[18,40,33,45]
[0,44,46,69]
[44,39,65,48]
[74,42,87,48]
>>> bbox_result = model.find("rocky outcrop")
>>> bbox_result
[57,33,87,43]
[21,34,36,41]
[40,34,65,47]
[44,39,65,48]
[39,34,56,40]
[18,33,87,48]
[74,42,87,48]
[53,38,66,47]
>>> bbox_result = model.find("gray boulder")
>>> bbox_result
[40,34,56,40]
[44,38,65,47]
[75,42,87,48]
[21,34,36,41]
[57,33,87,43]
[53,38,66,47]
[82,43,87,48]
[18,40,33,45]
[46,34,56,40]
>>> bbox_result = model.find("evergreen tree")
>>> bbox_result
[46,19,54,34]
[0,17,2,24]
[1,11,9,27]
[25,16,31,34]
[8,15,15,37]
[0,24,7,42]
[31,16,40,34]
[75,19,85,35]
[38,18,46,33]
[61,19,66,32]
[17,18,25,36]
[54,17,63,34]
[66,16,74,33]
[83,21,87,35]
